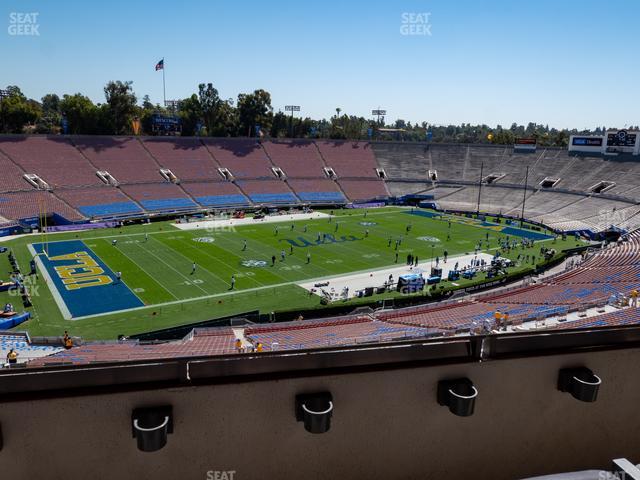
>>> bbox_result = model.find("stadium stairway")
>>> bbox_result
[114,187,147,214]
[311,141,350,200]
[137,137,205,208]
[257,141,304,203]
[232,327,253,350]
[66,136,148,217]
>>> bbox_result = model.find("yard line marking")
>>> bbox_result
[132,240,211,296]
[168,236,265,288]
[150,235,240,289]
[204,231,337,281]
[99,239,180,302]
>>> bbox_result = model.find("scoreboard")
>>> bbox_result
[570,131,640,155]
[151,114,182,136]
[514,138,536,152]
[605,130,639,154]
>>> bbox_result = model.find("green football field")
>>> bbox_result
[0,207,586,340]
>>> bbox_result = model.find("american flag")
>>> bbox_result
[155,59,164,71]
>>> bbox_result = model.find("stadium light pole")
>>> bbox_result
[0,90,9,131]
[285,105,300,138]
[372,108,386,140]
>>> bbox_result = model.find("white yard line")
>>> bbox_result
[132,240,211,296]
[100,239,180,302]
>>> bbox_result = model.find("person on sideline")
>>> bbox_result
[6,348,18,365]
[631,288,639,308]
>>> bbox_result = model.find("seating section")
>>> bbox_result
[0,149,30,192]
[181,181,250,207]
[6,136,640,230]
[203,139,273,178]
[29,328,237,366]
[556,307,640,330]
[73,136,162,184]
[0,191,83,221]
[338,179,388,201]
[236,180,298,204]
[316,141,379,178]
[141,137,220,181]
[245,316,433,351]
[119,183,197,211]
[261,140,326,178]
[371,142,640,232]
[0,136,100,188]
[56,187,142,217]
[287,179,346,203]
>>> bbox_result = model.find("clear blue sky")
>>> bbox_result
[2,0,638,130]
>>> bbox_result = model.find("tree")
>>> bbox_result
[141,94,154,111]
[237,89,273,137]
[197,83,237,137]
[178,94,203,136]
[270,111,288,138]
[35,93,62,133]
[0,87,40,133]
[103,80,138,134]
[59,94,100,134]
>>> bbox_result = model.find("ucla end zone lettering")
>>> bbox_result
[50,251,112,290]
[31,240,143,318]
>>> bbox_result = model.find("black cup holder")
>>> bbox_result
[295,392,333,434]
[132,406,173,452]
[558,367,601,402]
[437,378,478,417]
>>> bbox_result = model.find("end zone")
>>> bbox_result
[29,240,143,319]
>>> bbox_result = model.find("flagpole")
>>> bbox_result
[162,58,166,108]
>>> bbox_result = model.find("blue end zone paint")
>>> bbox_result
[405,210,443,219]
[31,240,143,318]
[78,202,142,217]
[500,226,552,241]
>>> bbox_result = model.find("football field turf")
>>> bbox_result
[0,207,584,340]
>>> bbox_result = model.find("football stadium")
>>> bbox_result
[2,2,640,479]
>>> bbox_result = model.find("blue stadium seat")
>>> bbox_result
[297,191,346,202]
[248,193,298,204]
[195,194,250,207]
[139,198,197,211]
[78,202,143,217]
